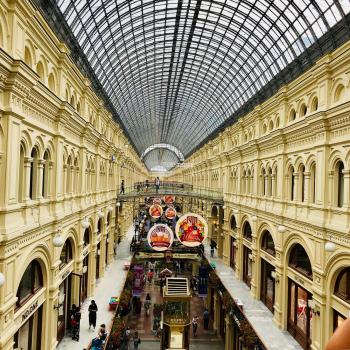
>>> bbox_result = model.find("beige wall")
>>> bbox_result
[0,1,146,349]
[170,37,350,350]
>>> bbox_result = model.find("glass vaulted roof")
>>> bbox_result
[53,0,350,170]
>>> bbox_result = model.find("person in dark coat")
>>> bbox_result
[88,300,98,330]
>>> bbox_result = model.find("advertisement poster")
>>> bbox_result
[175,213,208,247]
[165,207,177,220]
[163,195,175,204]
[147,224,174,251]
[149,204,163,218]
[132,265,144,297]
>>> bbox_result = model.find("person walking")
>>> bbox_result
[192,315,199,336]
[145,179,149,191]
[155,176,160,192]
[133,330,141,350]
[88,300,98,330]
[120,179,125,194]
[203,308,210,330]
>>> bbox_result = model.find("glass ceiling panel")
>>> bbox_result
[53,0,350,169]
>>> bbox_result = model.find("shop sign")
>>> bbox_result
[147,224,174,251]
[175,213,208,247]
[132,265,144,297]
[149,204,163,218]
[22,300,39,322]
[165,207,177,220]
[163,195,175,204]
[172,253,198,260]
[137,252,164,259]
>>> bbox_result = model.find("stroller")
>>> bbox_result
[71,311,81,341]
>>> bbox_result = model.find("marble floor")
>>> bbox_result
[57,226,134,350]
[205,245,302,350]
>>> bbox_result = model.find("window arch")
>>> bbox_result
[230,215,237,231]
[261,230,275,256]
[16,260,43,308]
[243,221,252,240]
[311,97,318,112]
[83,228,91,247]
[289,108,296,122]
[275,117,280,128]
[310,162,316,204]
[288,166,295,201]
[48,73,56,93]
[18,143,25,202]
[70,95,76,107]
[334,84,345,102]
[42,149,50,198]
[335,160,344,207]
[288,244,312,279]
[268,120,274,131]
[263,123,267,134]
[334,267,350,302]
[59,239,73,269]
[24,46,32,68]
[300,103,307,117]
[36,61,45,82]
[299,165,306,202]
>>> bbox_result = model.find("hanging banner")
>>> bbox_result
[163,195,175,204]
[132,265,144,297]
[153,197,162,205]
[165,207,177,220]
[197,264,209,297]
[149,204,163,218]
[175,213,208,247]
[147,224,174,251]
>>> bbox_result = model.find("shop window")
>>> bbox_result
[289,244,313,279]
[243,221,252,240]
[334,267,350,302]
[16,260,43,308]
[335,161,344,207]
[261,230,275,256]
[59,240,73,270]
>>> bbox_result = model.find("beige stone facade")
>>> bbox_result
[169,35,350,350]
[0,1,147,349]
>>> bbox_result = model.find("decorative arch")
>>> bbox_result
[334,83,345,103]
[230,214,237,231]
[48,72,56,93]
[36,60,45,82]
[260,230,275,256]
[310,96,318,112]
[299,103,307,117]
[287,242,313,279]
[211,205,218,218]
[288,108,296,122]
[242,220,252,240]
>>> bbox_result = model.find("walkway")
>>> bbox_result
[205,245,302,350]
[57,226,134,350]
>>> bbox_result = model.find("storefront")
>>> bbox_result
[287,244,313,350]
[14,260,45,350]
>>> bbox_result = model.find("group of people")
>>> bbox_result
[133,177,161,193]
[191,308,211,336]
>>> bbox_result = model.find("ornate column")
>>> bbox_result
[37,159,45,199]
[271,174,276,197]
[303,171,310,203]
[293,173,299,201]
[225,315,233,350]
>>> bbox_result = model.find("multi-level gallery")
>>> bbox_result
[0,1,350,350]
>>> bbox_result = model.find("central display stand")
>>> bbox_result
[161,277,191,350]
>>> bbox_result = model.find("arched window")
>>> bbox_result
[311,97,318,112]
[310,163,316,204]
[97,218,102,235]
[273,167,278,197]
[230,215,237,231]
[263,123,267,134]
[289,109,296,122]
[334,84,345,102]
[269,120,274,131]
[289,244,313,279]
[24,46,32,68]
[42,150,50,198]
[300,165,306,202]
[36,61,45,82]
[16,260,43,308]
[261,230,275,256]
[29,148,38,200]
[83,228,90,247]
[77,101,81,114]
[18,144,25,202]
[267,167,272,196]
[48,73,56,93]
[59,240,73,269]
[243,221,252,240]
[275,117,280,128]
[261,168,266,196]
[289,166,295,201]
[70,95,76,108]
[300,103,307,117]
[66,156,72,194]
[335,161,344,207]
[334,267,350,302]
